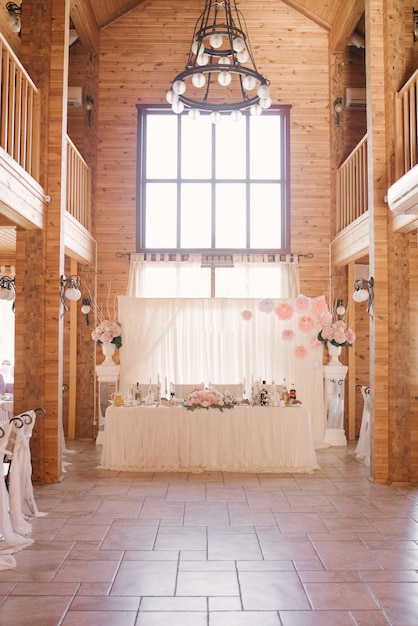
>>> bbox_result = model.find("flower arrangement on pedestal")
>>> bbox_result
[91,319,122,348]
[317,318,356,348]
[84,281,123,349]
[183,388,235,411]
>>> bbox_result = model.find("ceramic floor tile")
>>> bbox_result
[208,532,263,560]
[365,581,418,625]
[111,560,178,595]
[239,570,310,610]
[176,570,240,596]
[312,540,382,570]
[303,581,379,610]
[279,609,358,626]
[136,612,208,626]
[0,595,74,626]
[61,610,136,625]
[209,611,282,625]
[4,442,417,625]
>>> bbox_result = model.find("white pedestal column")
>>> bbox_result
[95,363,120,445]
[323,363,348,446]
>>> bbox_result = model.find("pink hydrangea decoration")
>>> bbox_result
[295,295,309,312]
[91,319,122,348]
[274,302,294,320]
[258,298,275,314]
[241,310,253,321]
[298,315,315,333]
[281,329,295,342]
[294,345,308,358]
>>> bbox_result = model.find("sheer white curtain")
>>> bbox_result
[118,294,326,448]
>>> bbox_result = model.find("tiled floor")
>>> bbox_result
[0,442,418,625]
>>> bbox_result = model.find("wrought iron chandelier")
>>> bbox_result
[166,0,271,121]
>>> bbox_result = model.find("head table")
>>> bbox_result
[99,404,320,474]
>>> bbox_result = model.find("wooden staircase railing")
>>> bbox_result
[0,32,40,179]
[336,134,368,233]
[66,136,91,231]
[395,68,418,179]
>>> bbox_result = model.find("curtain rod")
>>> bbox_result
[116,252,313,261]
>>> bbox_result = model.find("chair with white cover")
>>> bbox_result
[354,386,370,467]
[209,383,244,398]
[171,383,204,399]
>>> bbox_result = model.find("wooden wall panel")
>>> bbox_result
[94,0,332,306]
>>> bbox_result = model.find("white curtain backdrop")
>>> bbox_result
[117,295,327,448]
[126,253,300,299]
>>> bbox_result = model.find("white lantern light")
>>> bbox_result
[210,33,223,48]
[197,52,209,66]
[173,80,186,95]
[218,71,232,87]
[250,104,262,116]
[242,75,256,91]
[236,49,249,63]
[231,109,243,121]
[188,108,201,120]
[259,97,272,109]
[210,111,222,124]
[192,73,206,88]
[232,37,245,52]
[257,84,271,99]
[172,100,185,114]
[166,90,179,104]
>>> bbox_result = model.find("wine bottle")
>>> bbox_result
[289,384,296,401]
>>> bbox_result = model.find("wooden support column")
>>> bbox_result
[20,0,71,482]
[365,0,389,483]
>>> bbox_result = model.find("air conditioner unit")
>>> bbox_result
[67,86,83,108]
[387,164,418,215]
[345,87,366,109]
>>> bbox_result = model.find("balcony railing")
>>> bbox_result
[0,32,40,179]
[336,134,368,233]
[395,68,418,179]
[66,136,91,231]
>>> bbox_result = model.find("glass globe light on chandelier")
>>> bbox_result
[166,0,271,122]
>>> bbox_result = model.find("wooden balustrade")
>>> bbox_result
[0,33,40,179]
[336,134,368,233]
[66,136,91,231]
[395,68,418,179]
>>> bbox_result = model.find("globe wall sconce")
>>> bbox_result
[85,95,94,126]
[352,276,374,317]
[60,274,81,312]
[0,275,15,311]
[333,97,344,126]
[5,2,21,33]
[81,298,91,325]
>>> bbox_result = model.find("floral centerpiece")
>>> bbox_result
[183,388,235,411]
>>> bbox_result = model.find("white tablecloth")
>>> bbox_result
[99,405,320,473]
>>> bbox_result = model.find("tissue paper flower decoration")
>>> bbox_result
[298,315,315,333]
[295,295,309,311]
[274,302,294,320]
[281,329,295,342]
[241,310,253,321]
[258,298,275,313]
[311,297,329,317]
[310,336,321,349]
[295,345,308,358]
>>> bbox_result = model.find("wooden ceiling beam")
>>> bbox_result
[330,0,365,54]
[279,0,331,31]
[70,0,100,54]
[98,0,147,30]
